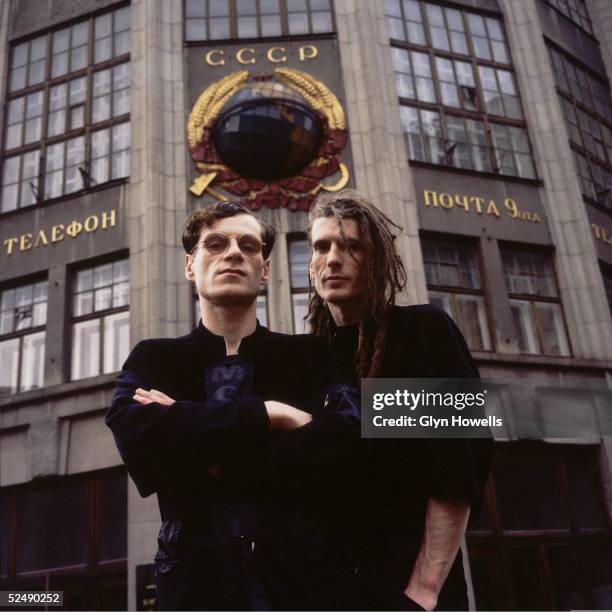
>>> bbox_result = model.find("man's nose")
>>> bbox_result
[326,242,344,267]
[223,237,243,259]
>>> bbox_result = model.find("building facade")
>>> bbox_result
[0,0,611,609]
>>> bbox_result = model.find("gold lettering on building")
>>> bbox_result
[422,190,542,222]
[504,198,519,218]
[19,233,33,251]
[439,193,453,209]
[2,209,118,255]
[423,190,437,207]
[236,48,256,65]
[34,229,49,247]
[3,237,18,255]
[486,200,500,217]
[204,45,318,66]
[455,195,469,212]
[66,221,83,237]
[84,215,99,232]
[470,197,484,213]
[51,224,65,242]
[299,45,318,61]
[592,223,612,246]
[267,46,287,63]
[205,49,225,66]
[101,210,117,229]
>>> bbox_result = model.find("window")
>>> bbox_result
[573,150,611,206]
[387,0,536,179]
[602,265,612,315]
[422,237,491,351]
[71,259,129,381]
[0,280,46,394]
[289,237,310,333]
[1,6,131,213]
[256,293,269,326]
[468,443,612,610]
[549,45,612,209]
[501,248,570,356]
[544,0,593,35]
[0,469,127,610]
[184,0,334,41]
[477,66,522,119]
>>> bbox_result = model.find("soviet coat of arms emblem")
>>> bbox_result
[187,67,349,210]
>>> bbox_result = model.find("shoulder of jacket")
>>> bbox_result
[261,330,326,351]
[391,304,449,326]
[130,334,194,356]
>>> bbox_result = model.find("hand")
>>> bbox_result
[403,587,436,611]
[265,401,313,430]
[133,388,176,406]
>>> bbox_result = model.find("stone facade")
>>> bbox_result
[0,0,611,609]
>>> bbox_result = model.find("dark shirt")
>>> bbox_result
[204,355,253,402]
[106,321,360,610]
[330,305,493,610]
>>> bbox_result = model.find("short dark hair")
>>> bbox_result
[182,201,276,259]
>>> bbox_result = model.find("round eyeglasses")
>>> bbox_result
[191,232,265,257]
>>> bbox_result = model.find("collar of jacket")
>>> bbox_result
[189,318,269,359]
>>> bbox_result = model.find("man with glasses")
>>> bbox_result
[106,202,360,610]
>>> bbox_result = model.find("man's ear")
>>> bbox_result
[185,253,195,281]
[309,259,315,280]
[261,258,270,284]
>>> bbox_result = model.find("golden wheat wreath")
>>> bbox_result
[187,67,349,198]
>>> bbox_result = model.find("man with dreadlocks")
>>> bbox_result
[307,189,493,611]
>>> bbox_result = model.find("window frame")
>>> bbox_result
[548,43,612,210]
[287,233,311,334]
[69,254,130,382]
[542,0,595,37]
[1,4,131,216]
[0,277,48,394]
[0,468,127,607]
[500,246,571,357]
[184,0,336,42]
[467,441,612,610]
[387,0,538,181]
[421,234,493,352]
[600,263,612,316]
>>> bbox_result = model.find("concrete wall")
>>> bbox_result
[0,383,121,487]
[124,0,190,607]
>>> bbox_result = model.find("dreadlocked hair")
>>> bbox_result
[307,189,407,381]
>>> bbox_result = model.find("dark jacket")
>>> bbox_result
[331,305,494,611]
[106,322,360,610]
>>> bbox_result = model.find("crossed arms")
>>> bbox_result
[106,339,360,497]
[133,387,314,431]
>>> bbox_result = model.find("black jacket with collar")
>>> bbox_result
[331,304,493,611]
[107,320,359,524]
[106,321,361,609]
